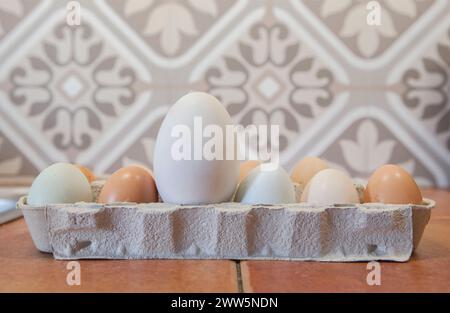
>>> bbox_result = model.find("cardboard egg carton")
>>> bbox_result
[17,181,433,261]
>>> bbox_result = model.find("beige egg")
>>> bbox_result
[239,160,261,183]
[291,157,329,190]
[301,168,359,205]
[364,164,422,204]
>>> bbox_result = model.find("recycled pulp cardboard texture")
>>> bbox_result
[18,181,433,262]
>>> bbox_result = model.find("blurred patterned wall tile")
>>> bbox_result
[0,0,52,60]
[320,117,437,186]
[0,0,449,186]
[0,128,39,181]
[101,114,164,174]
[189,4,349,158]
[387,15,450,161]
[96,0,248,67]
[293,0,445,68]
[0,9,152,168]
[0,0,40,41]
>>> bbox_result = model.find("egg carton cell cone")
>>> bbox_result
[17,182,433,261]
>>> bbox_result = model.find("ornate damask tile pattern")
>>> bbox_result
[299,0,436,58]
[193,8,338,153]
[0,0,40,41]
[0,130,38,178]
[106,116,163,174]
[400,28,450,151]
[0,9,152,163]
[0,0,449,187]
[320,119,436,186]
[102,0,241,58]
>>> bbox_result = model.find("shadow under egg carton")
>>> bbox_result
[18,181,433,262]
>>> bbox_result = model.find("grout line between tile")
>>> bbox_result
[235,261,244,293]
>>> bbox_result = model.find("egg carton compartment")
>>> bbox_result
[17,181,433,262]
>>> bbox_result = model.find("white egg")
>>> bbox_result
[153,92,239,204]
[235,164,295,204]
[28,163,93,206]
[301,168,359,205]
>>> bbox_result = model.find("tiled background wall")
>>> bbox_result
[0,0,449,187]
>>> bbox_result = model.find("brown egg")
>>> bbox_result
[290,157,328,190]
[239,160,261,182]
[364,164,422,204]
[98,165,158,203]
[75,164,96,183]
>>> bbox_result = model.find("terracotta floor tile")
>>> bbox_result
[241,189,450,292]
[0,218,238,292]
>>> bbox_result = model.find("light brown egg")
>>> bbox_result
[290,157,329,190]
[364,164,422,204]
[239,160,261,183]
[75,164,96,183]
[98,165,158,204]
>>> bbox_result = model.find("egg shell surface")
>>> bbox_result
[239,160,261,183]
[235,164,295,204]
[153,92,239,204]
[98,165,158,204]
[28,163,93,206]
[364,164,422,204]
[301,168,359,205]
[290,157,328,190]
[75,164,96,183]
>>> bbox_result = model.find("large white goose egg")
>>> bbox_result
[153,92,239,204]
[235,164,295,204]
